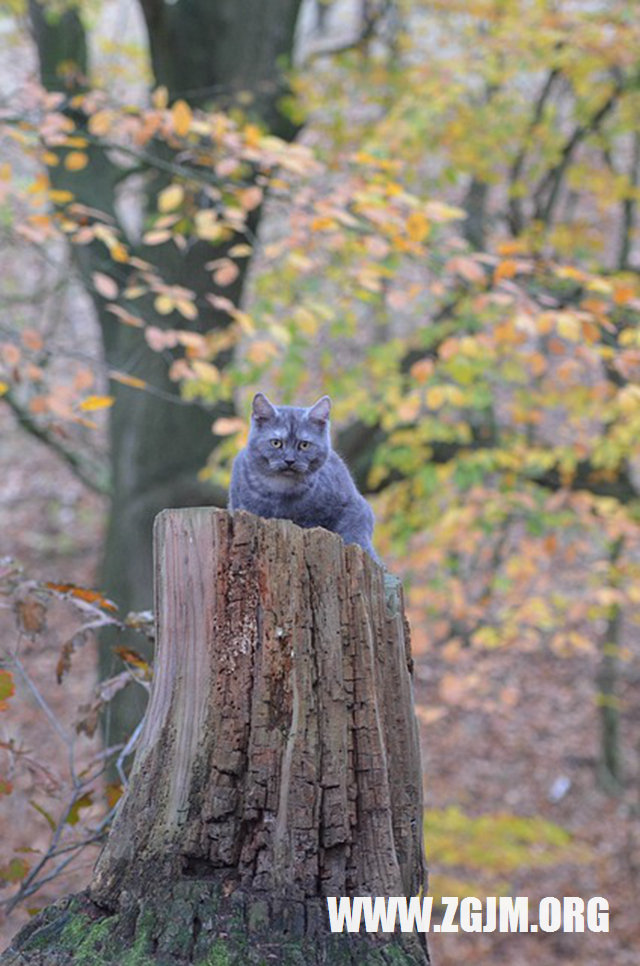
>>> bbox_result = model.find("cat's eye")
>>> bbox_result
[270,438,283,448]
[298,440,311,450]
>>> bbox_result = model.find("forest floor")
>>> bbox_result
[0,403,638,965]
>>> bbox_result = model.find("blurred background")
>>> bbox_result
[0,1,639,962]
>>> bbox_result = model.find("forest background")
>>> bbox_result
[0,1,639,964]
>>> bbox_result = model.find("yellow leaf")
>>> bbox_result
[0,381,8,396]
[175,331,206,350]
[556,312,581,341]
[191,360,220,383]
[152,86,169,109]
[158,184,184,213]
[154,294,175,315]
[310,216,337,232]
[247,340,278,364]
[424,201,465,222]
[194,210,226,243]
[171,99,192,137]
[65,151,89,171]
[293,307,318,336]
[426,386,446,409]
[228,243,253,258]
[49,189,74,204]
[175,298,198,321]
[406,212,430,243]
[88,110,113,137]
[555,265,586,282]
[617,386,640,415]
[243,123,262,148]
[231,310,255,334]
[79,395,115,411]
[586,278,612,294]
[268,322,290,346]
[110,243,129,263]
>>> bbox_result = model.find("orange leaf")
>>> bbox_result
[21,328,43,352]
[213,259,240,287]
[45,582,118,611]
[212,417,245,436]
[239,186,263,211]
[106,783,123,809]
[109,371,147,390]
[2,343,20,367]
[493,259,518,283]
[114,646,152,676]
[409,358,434,383]
[105,304,145,328]
[73,367,95,391]
[613,285,635,305]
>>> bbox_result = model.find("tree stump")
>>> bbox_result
[3,509,428,965]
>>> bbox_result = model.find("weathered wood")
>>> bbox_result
[2,509,428,965]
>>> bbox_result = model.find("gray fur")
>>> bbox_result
[229,392,379,562]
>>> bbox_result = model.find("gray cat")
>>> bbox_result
[229,392,379,562]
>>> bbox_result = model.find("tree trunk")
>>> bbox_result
[2,510,428,965]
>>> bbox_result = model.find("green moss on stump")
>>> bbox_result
[4,892,426,966]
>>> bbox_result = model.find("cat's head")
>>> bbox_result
[247,393,331,479]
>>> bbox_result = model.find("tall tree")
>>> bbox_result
[26,0,303,740]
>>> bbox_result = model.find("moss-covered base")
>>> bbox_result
[1,887,429,966]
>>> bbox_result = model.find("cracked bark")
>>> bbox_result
[3,510,428,965]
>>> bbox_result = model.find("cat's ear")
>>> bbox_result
[308,395,331,424]
[252,392,277,422]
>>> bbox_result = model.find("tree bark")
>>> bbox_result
[2,510,428,965]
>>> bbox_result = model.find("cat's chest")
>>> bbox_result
[249,471,338,526]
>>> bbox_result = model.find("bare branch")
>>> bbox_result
[507,67,562,235]
[618,132,640,271]
[532,73,630,226]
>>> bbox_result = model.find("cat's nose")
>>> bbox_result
[284,458,296,467]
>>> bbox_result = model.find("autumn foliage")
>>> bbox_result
[0,0,639,959]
